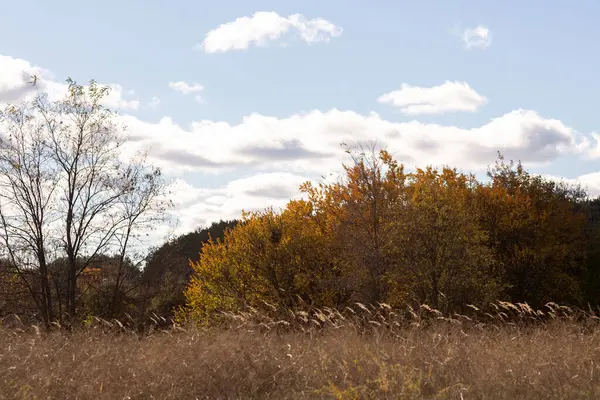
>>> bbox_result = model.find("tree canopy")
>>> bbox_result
[179,148,600,324]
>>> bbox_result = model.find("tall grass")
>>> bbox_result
[1,302,599,399]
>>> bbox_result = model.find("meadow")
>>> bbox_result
[1,302,599,399]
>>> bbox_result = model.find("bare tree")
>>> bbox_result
[0,78,171,324]
[0,100,61,325]
[108,158,171,317]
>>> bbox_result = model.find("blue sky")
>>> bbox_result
[1,0,600,235]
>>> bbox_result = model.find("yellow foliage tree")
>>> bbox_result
[180,202,338,323]
[387,166,500,310]
[180,148,593,324]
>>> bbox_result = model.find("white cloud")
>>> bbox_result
[198,11,343,53]
[117,107,590,180]
[0,55,139,110]
[226,172,309,200]
[541,172,600,198]
[463,26,491,49]
[585,133,600,158]
[573,171,600,197]
[103,84,140,110]
[3,52,599,240]
[164,172,311,234]
[0,55,48,103]
[168,81,204,95]
[378,81,488,115]
[148,96,161,109]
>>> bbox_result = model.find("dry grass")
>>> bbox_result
[1,302,600,399]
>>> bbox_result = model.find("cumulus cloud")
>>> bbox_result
[119,108,590,178]
[585,133,600,159]
[198,11,343,53]
[3,52,599,240]
[463,26,491,49]
[226,172,309,200]
[540,171,600,199]
[164,172,311,234]
[378,81,488,115]
[0,55,139,110]
[168,81,204,95]
[103,84,140,110]
[0,55,47,103]
[573,171,600,197]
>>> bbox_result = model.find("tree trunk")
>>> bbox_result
[109,269,122,318]
[51,273,63,322]
[37,255,53,326]
[110,228,132,318]
[67,257,77,318]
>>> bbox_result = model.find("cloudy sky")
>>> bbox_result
[1,0,600,241]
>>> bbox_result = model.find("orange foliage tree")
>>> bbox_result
[300,145,407,305]
[476,156,588,307]
[180,148,594,324]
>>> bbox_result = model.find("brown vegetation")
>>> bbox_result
[1,302,600,399]
[2,80,600,398]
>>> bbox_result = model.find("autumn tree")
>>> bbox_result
[0,258,37,320]
[75,254,141,318]
[0,78,170,325]
[140,219,238,319]
[301,144,407,304]
[583,197,600,305]
[180,148,600,325]
[388,167,500,310]
[180,204,337,323]
[476,156,588,307]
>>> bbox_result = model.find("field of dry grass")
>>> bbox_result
[1,302,600,399]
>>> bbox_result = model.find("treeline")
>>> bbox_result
[0,220,237,326]
[178,147,600,324]
[0,77,238,328]
[2,78,600,329]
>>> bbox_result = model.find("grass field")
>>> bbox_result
[1,302,599,399]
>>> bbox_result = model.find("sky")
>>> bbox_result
[1,0,600,243]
